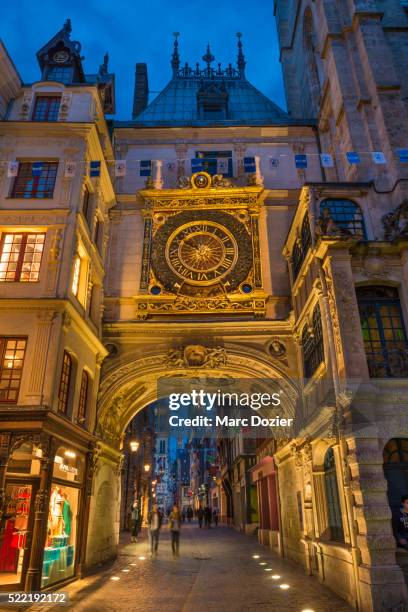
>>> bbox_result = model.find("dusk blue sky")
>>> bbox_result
[1,0,287,120]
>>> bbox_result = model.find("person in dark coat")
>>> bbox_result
[197,506,204,528]
[396,495,408,549]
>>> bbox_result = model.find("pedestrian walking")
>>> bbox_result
[187,506,193,522]
[212,507,218,527]
[182,508,186,523]
[130,502,140,542]
[197,506,204,528]
[169,504,181,557]
[395,495,408,549]
[204,505,212,528]
[147,503,162,556]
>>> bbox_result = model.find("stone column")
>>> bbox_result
[25,438,54,592]
[347,435,408,611]
[322,250,369,381]
[0,434,12,522]
[77,444,100,577]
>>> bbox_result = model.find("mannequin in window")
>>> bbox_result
[49,487,63,536]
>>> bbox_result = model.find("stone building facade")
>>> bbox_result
[0,7,407,610]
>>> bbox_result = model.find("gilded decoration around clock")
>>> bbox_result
[150,209,253,294]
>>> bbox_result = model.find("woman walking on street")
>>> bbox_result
[169,504,181,557]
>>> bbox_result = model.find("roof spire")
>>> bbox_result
[236,32,246,77]
[202,43,215,70]
[171,32,180,76]
[99,52,109,76]
[63,18,72,36]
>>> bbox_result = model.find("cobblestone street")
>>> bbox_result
[27,523,352,612]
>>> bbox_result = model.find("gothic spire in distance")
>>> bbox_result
[171,32,180,76]
[236,32,246,77]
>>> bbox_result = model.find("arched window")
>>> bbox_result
[77,370,89,425]
[57,351,72,414]
[292,214,312,281]
[320,199,366,238]
[324,447,344,542]
[357,286,408,378]
[302,304,324,378]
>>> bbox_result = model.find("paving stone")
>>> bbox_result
[27,524,353,612]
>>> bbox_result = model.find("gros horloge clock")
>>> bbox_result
[150,209,253,296]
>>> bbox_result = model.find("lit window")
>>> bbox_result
[77,370,89,425]
[32,96,61,121]
[72,256,81,296]
[11,162,58,199]
[0,233,45,282]
[57,351,72,414]
[0,338,27,403]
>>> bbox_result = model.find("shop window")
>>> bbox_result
[357,286,408,378]
[302,304,324,378]
[0,233,45,282]
[0,337,27,403]
[292,214,312,281]
[0,483,33,584]
[42,448,83,588]
[57,351,72,414]
[77,370,89,425]
[32,96,61,121]
[0,442,41,587]
[320,199,366,238]
[11,162,58,199]
[323,448,344,542]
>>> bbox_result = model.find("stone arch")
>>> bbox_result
[97,345,300,448]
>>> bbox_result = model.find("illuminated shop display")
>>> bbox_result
[41,448,83,588]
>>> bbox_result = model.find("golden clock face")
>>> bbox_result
[150,210,253,294]
[166,222,237,285]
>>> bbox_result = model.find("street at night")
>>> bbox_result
[28,523,352,612]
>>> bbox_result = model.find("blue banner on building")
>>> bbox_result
[243,157,256,173]
[191,158,203,173]
[294,154,307,169]
[397,149,408,163]
[346,152,361,165]
[140,160,152,176]
[90,161,101,177]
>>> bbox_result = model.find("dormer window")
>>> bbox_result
[46,65,73,84]
[197,82,228,120]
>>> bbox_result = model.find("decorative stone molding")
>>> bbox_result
[382,199,408,241]
[166,345,227,368]
[58,92,73,121]
[19,90,34,120]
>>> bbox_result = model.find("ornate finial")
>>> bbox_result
[202,43,215,69]
[236,32,246,77]
[63,19,72,35]
[171,32,180,76]
[99,52,109,76]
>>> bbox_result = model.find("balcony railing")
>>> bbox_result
[365,348,408,378]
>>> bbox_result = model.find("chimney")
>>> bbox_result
[132,63,148,119]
